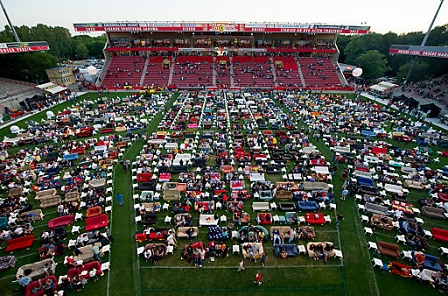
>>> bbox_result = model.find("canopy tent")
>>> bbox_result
[36,82,67,95]
[392,94,419,110]
[420,103,441,118]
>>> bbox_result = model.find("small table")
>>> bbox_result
[364,227,373,236]
[324,215,331,224]
[163,204,169,211]
[297,245,306,254]
[368,241,378,251]
[415,217,424,225]
[232,245,240,254]
[423,229,433,239]
[164,216,172,224]
[278,216,287,224]
[273,215,280,224]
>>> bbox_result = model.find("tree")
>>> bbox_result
[74,42,89,59]
[354,50,391,81]
[397,60,431,83]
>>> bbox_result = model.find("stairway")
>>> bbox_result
[229,57,235,87]
[270,57,279,87]
[168,57,176,86]
[297,60,306,87]
[139,57,149,86]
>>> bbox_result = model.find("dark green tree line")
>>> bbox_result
[0,24,106,83]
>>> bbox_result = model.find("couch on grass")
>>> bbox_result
[421,206,446,220]
[67,260,102,279]
[412,251,444,272]
[21,209,44,222]
[305,213,326,225]
[274,244,299,257]
[270,226,291,240]
[25,275,58,296]
[176,227,199,239]
[73,243,102,262]
[86,206,102,218]
[377,241,400,258]
[432,227,448,243]
[64,191,80,203]
[85,214,109,231]
[39,195,61,208]
[16,259,57,280]
[297,201,319,212]
[241,242,264,259]
[5,235,35,252]
[163,190,181,201]
[278,202,296,211]
[302,182,329,191]
[35,188,57,200]
[274,189,293,200]
[0,255,17,271]
[48,215,75,228]
[370,214,394,231]
[199,214,219,226]
[252,202,270,212]
[403,180,425,190]
[306,242,335,258]
[141,202,162,212]
[364,202,389,216]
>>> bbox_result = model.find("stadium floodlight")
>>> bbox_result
[0,0,20,42]
[404,0,445,84]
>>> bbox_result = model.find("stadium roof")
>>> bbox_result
[74,22,370,34]
[389,45,448,58]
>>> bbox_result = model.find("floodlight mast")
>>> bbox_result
[404,0,444,84]
[0,0,20,42]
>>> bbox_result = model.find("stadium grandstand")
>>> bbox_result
[0,77,44,112]
[74,21,370,91]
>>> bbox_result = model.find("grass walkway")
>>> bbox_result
[108,94,177,296]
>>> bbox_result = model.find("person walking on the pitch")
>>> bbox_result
[254,271,262,286]
[237,259,245,271]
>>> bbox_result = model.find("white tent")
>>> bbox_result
[36,82,67,94]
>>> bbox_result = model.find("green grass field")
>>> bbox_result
[0,91,447,296]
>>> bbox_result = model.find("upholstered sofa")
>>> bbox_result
[432,227,448,243]
[39,195,61,209]
[35,188,57,200]
[297,201,319,212]
[403,180,424,190]
[21,209,44,222]
[274,189,293,200]
[370,214,394,231]
[0,255,17,271]
[270,226,291,240]
[86,206,102,218]
[241,242,264,259]
[377,241,400,258]
[364,202,389,216]
[73,243,102,262]
[64,191,80,203]
[48,215,75,228]
[306,242,335,258]
[176,227,199,239]
[302,182,329,191]
[5,235,35,252]
[25,275,58,296]
[141,202,162,212]
[421,206,446,220]
[274,244,299,257]
[16,259,57,280]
